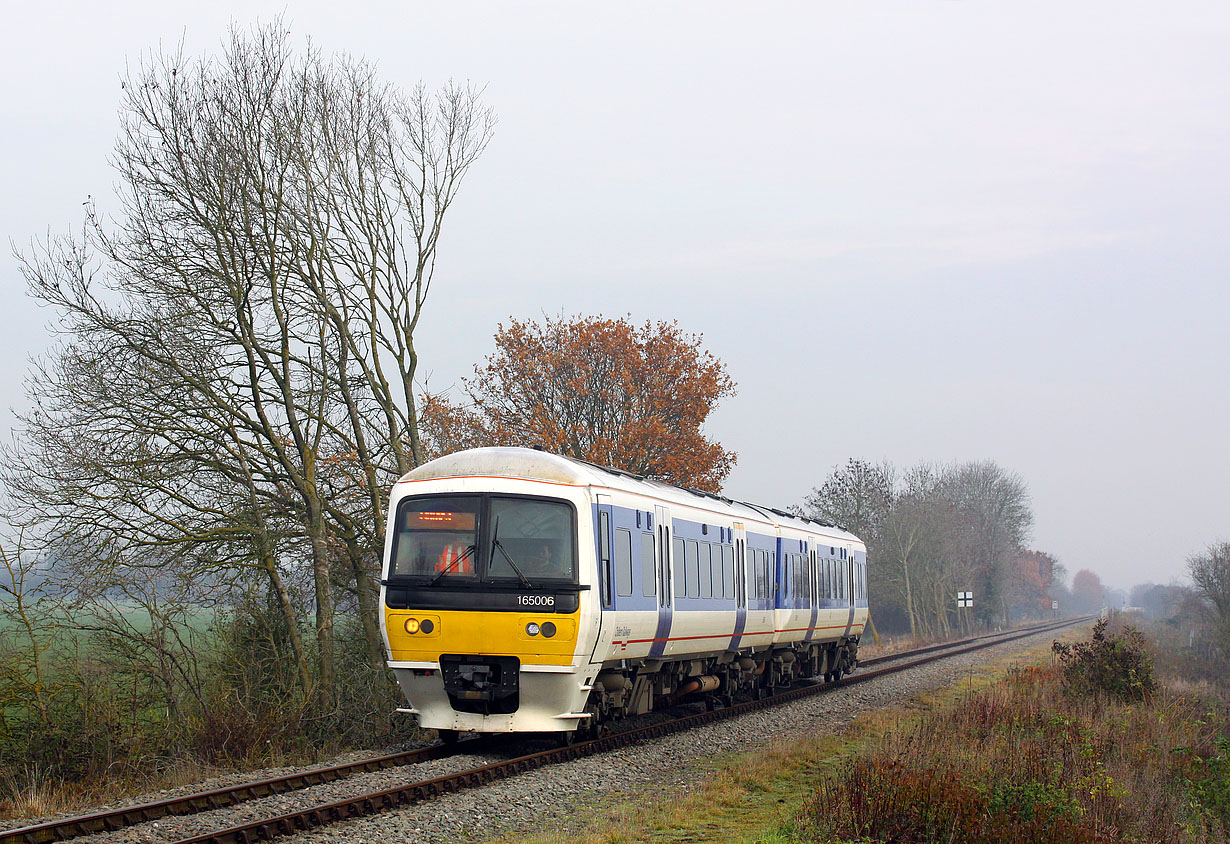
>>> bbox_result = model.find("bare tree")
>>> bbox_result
[8,21,494,704]
[878,464,950,638]
[800,458,894,542]
[941,461,1032,627]
[1188,541,1230,642]
[800,458,1037,638]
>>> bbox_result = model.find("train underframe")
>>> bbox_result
[574,636,860,740]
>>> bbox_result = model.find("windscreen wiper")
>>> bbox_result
[491,516,534,589]
[428,543,477,587]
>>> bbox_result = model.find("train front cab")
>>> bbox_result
[381,478,597,734]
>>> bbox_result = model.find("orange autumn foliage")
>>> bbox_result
[1013,549,1057,613]
[421,315,737,492]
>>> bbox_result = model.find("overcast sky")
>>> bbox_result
[3,2,1227,591]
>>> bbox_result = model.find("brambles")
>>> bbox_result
[808,759,1097,844]
[1051,619,1157,701]
[1175,737,1230,830]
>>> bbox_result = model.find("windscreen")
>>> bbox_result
[488,497,576,582]
[388,493,576,584]
[390,496,479,579]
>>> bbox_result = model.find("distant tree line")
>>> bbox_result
[799,459,1062,637]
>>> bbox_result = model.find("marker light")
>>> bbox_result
[420,619,435,634]
[541,622,557,638]
[404,618,420,634]
[526,622,540,636]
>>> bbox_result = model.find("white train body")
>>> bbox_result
[380,448,868,737]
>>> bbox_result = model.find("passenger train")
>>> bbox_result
[379,448,868,741]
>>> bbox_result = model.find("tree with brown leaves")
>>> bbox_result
[422,315,737,492]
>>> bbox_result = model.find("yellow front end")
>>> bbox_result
[385,608,580,665]
[385,607,590,734]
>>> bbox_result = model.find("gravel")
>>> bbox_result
[8,624,1082,844]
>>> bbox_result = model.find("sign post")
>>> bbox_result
[956,591,973,634]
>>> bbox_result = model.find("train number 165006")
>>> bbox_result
[517,594,555,607]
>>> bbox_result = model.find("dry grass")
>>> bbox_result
[0,756,232,821]
[794,628,1230,843]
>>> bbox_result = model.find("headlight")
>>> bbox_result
[526,622,540,636]
[404,618,420,634]
[541,621,557,638]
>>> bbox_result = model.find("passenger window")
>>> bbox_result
[747,551,757,605]
[722,545,734,598]
[673,537,686,598]
[686,539,700,598]
[615,528,633,597]
[700,543,713,598]
[640,532,656,597]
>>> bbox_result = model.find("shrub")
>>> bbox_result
[1051,619,1156,701]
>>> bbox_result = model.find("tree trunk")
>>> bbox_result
[260,548,312,692]
[347,542,386,670]
[306,496,336,708]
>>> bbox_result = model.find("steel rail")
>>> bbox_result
[166,616,1090,844]
[0,743,466,844]
[858,619,1083,668]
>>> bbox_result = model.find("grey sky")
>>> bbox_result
[3,2,1227,590]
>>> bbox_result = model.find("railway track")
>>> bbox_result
[1,616,1090,844]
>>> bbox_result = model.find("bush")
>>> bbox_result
[1051,619,1156,701]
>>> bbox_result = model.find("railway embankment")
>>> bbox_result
[474,619,1229,844]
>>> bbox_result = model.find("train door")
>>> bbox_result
[842,544,857,639]
[729,522,747,650]
[649,505,673,658]
[805,537,819,642]
[588,494,616,662]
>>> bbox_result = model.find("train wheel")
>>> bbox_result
[558,725,594,746]
[438,729,460,745]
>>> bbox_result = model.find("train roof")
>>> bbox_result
[400,447,863,546]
